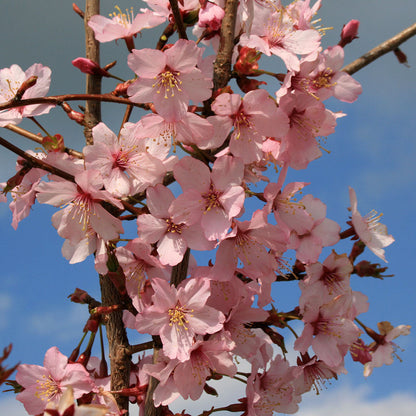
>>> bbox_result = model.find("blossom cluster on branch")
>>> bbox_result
[0,1,411,416]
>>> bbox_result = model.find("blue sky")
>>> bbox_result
[0,1,415,415]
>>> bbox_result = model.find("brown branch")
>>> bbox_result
[127,341,155,355]
[0,94,147,112]
[84,0,101,144]
[169,0,188,40]
[212,0,239,91]
[343,21,416,75]
[0,136,75,182]
[4,124,84,158]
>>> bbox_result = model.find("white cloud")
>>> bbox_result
[27,304,87,341]
[297,384,416,416]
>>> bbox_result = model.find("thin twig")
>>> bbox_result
[343,21,416,75]
[169,0,188,40]
[0,136,75,182]
[0,94,144,113]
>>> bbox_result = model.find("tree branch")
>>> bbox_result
[169,0,188,40]
[342,21,416,75]
[213,0,239,91]
[84,0,101,144]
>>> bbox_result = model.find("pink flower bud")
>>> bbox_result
[72,57,110,77]
[339,19,360,47]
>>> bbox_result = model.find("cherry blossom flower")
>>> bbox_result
[88,7,165,50]
[36,170,124,244]
[127,39,213,121]
[137,184,214,266]
[239,4,321,71]
[0,63,53,126]
[16,347,94,415]
[294,294,360,368]
[173,155,245,241]
[84,122,166,197]
[349,187,394,262]
[210,90,289,163]
[124,277,225,361]
[364,321,411,376]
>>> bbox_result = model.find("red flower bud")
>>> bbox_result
[339,19,360,47]
[72,58,110,77]
[42,134,65,153]
[235,47,262,76]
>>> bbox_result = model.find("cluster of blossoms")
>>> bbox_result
[0,1,410,416]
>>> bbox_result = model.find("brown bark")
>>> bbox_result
[212,0,239,91]
[84,0,101,144]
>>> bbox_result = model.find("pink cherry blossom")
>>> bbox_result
[349,187,394,262]
[173,155,245,241]
[137,184,214,266]
[364,321,411,376]
[36,170,124,244]
[210,90,289,163]
[88,7,165,50]
[239,4,321,71]
[0,63,53,126]
[124,277,225,361]
[287,194,341,264]
[84,122,166,197]
[127,39,213,121]
[294,294,360,368]
[16,347,94,415]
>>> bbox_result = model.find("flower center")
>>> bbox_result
[35,374,61,402]
[166,218,184,234]
[153,69,182,99]
[202,185,221,212]
[109,6,134,27]
[168,303,193,330]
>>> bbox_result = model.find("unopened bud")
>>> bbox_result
[339,19,360,47]
[103,60,117,71]
[14,76,38,101]
[62,102,85,125]
[72,57,110,77]
[72,3,84,18]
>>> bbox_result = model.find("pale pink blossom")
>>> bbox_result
[0,63,53,126]
[128,39,212,121]
[137,184,214,266]
[294,294,360,368]
[210,90,289,163]
[173,155,245,241]
[88,7,165,49]
[124,277,225,361]
[84,122,166,197]
[246,356,302,416]
[239,4,321,71]
[36,170,124,244]
[364,321,411,376]
[16,347,94,415]
[349,187,394,262]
